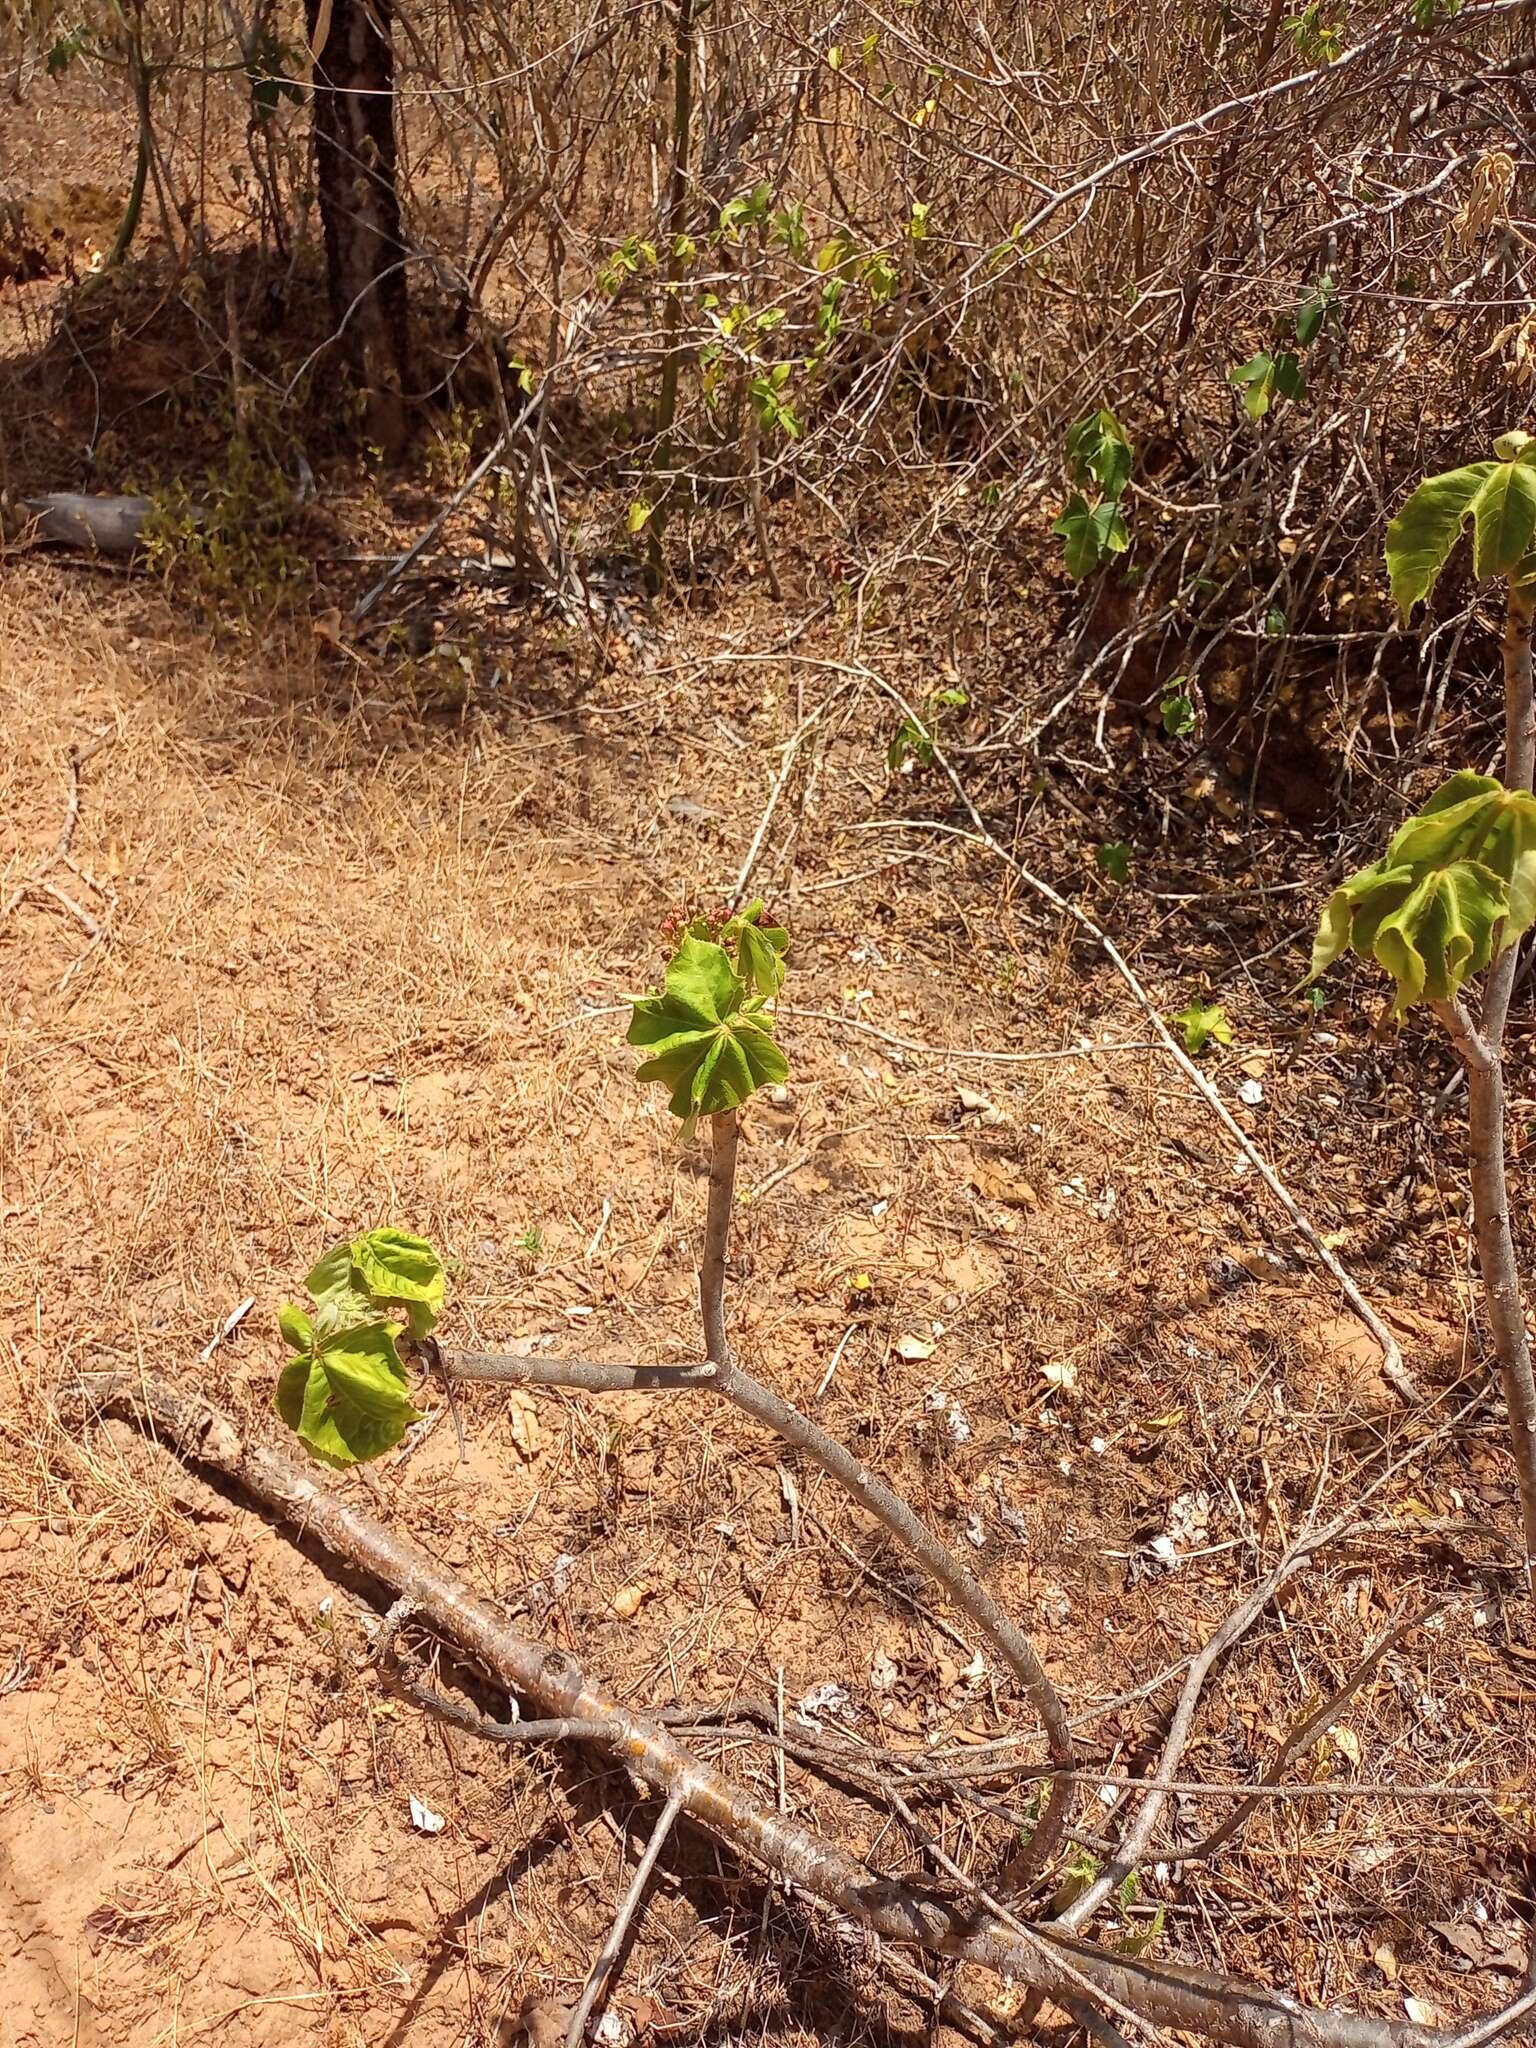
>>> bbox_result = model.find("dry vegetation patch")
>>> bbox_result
[1,565,1531,2046]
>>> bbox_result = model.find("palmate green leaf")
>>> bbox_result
[275,1227,445,1470]
[1053,494,1128,578]
[1370,865,1506,1010]
[1309,772,1536,1011]
[1172,1000,1232,1054]
[732,903,789,996]
[306,1228,445,1338]
[275,1317,422,1470]
[278,1302,313,1351]
[1230,350,1305,421]
[349,1228,445,1338]
[1096,841,1132,883]
[1385,461,1497,612]
[306,1240,364,1309]
[1470,458,1536,583]
[628,933,789,1123]
[1053,493,1099,579]
[1065,409,1132,499]
[1091,500,1130,559]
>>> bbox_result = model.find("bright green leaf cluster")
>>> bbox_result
[1055,409,1133,580]
[1172,1000,1233,1054]
[274,1229,445,1469]
[629,914,790,1133]
[1385,432,1536,613]
[1310,772,1536,1013]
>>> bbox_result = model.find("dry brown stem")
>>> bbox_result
[63,1370,1472,2048]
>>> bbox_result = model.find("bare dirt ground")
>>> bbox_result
[2,544,1533,2048]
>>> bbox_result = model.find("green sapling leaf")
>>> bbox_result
[1065,409,1132,499]
[1309,772,1536,1012]
[1096,842,1132,882]
[304,1228,445,1337]
[730,901,790,996]
[275,1229,447,1468]
[1173,1000,1233,1054]
[276,1317,422,1469]
[1386,460,1500,613]
[1160,683,1196,737]
[1054,493,1128,577]
[278,1302,313,1351]
[628,933,789,1125]
[349,1228,445,1337]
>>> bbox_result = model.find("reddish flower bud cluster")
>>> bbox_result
[659,902,736,949]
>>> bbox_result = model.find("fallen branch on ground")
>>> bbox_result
[62,1370,1478,2048]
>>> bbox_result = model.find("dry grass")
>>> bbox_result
[0,563,1532,2046]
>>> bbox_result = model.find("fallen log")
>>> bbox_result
[61,1371,1464,2048]
[6,492,169,554]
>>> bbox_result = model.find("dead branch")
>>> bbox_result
[1,734,117,972]
[563,1789,683,2048]
[62,1369,1481,2048]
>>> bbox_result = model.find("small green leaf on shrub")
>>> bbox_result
[275,1228,446,1469]
[307,1228,445,1338]
[1263,605,1289,638]
[627,500,653,534]
[278,1302,313,1351]
[888,714,935,771]
[1230,349,1305,421]
[348,1228,446,1338]
[1096,842,1132,882]
[1065,409,1132,499]
[1054,494,1129,578]
[1160,682,1196,736]
[1295,275,1337,347]
[1173,1000,1233,1054]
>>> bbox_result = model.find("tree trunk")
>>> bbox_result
[304,0,411,456]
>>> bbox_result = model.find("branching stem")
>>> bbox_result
[450,1108,1078,1881]
[65,1371,1469,2048]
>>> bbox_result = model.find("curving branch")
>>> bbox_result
[453,1102,1077,1882]
[63,1371,1474,2048]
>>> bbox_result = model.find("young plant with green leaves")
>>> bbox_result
[1054,408,1132,578]
[270,893,1080,1884]
[628,900,789,1139]
[275,1228,444,1467]
[886,686,968,773]
[1309,429,1536,1584]
[1229,275,1339,423]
